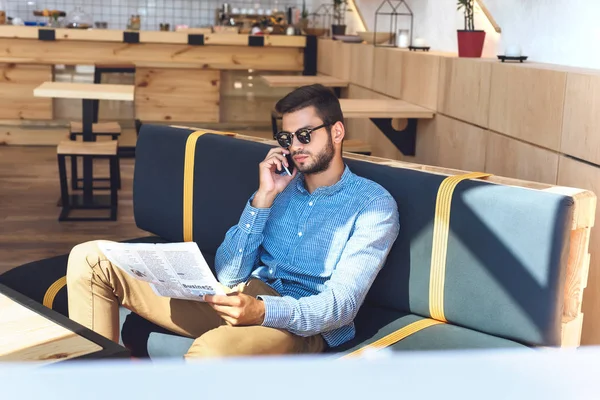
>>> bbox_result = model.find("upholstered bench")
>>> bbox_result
[1,124,595,358]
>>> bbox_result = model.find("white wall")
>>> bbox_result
[355,0,499,57]
[352,0,600,70]
[484,0,600,70]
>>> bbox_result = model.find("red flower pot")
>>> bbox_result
[457,30,486,58]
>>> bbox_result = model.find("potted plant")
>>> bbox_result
[300,0,309,31]
[331,0,347,36]
[456,0,486,57]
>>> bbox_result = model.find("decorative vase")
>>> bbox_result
[331,24,346,35]
[457,30,486,58]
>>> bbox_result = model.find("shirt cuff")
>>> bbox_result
[238,199,271,234]
[258,295,293,329]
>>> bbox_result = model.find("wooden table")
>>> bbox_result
[0,283,129,364]
[271,98,435,156]
[261,75,348,98]
[261,75,349,88]
[339,99,435,119]
[34,82,134,213]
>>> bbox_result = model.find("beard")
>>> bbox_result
[293,133,335,175]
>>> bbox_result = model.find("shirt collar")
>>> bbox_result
[295,164,353,196]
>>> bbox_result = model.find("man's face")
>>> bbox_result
[281,106,335,175]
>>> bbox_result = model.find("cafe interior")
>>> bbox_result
[0,0,599,397]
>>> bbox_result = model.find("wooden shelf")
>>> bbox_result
[340,99,435,119]
[261,75,349,88]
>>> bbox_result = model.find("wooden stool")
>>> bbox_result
[68,121,122,190]
[56,140,119,222]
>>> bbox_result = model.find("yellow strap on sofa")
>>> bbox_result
[429,172,491,321]
[340,319,444,358]
[341,171,492,358]
[183,130,237,242]
[183,130,208,242]
[42,276,67,309]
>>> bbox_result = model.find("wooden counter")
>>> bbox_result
[0,27,312,125]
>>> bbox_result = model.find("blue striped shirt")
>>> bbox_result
[214,165,400,347]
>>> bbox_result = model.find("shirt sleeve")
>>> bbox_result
[214,194,271,287]
[258,194,400,336]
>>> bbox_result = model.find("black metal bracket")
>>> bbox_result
[38,29,55,41]
[303,35,317,76]
[123,31,140,43]
[248,36,264,47]
[370,118,417,156]
[188,34,204,45]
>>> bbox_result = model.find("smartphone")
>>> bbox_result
[285,152,295,175]
[279,152,294,176]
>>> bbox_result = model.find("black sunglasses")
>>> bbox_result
[274,124,329,148]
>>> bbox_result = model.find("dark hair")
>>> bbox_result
[274,84,344,131]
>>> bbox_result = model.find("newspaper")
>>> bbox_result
[97,241,225,301]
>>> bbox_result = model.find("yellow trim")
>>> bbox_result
[429,172,491,322]
[182,130,235,242]
[183,131,208,242]
[42,276,67,309]
[341,319,444,358]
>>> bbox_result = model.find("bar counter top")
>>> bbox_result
[0,25,306,47]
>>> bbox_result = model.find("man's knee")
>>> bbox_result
[67,240,107,278]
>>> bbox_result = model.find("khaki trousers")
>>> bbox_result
[66,240,325,359]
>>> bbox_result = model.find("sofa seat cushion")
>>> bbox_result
[330,305,529,355]
[124,303,528,359]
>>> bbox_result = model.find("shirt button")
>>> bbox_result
[298,232,303,236]
[239,248,243,253]
[245,223,250,228]
[309,202,313,206]
[269,268,274,274]
[250,211,256,216]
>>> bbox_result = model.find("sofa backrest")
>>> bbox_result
[134,125,574,347]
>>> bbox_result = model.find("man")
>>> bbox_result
[66,84,400,358]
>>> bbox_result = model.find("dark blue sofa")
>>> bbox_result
[1,124,593,357]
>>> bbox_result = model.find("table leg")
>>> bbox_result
[82,99,95,204]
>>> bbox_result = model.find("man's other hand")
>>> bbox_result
[204,292,266,326]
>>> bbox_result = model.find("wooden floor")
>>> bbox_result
[0,146,146,275]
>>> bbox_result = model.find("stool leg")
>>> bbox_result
[57,154,71,221]
[116,154,122,190]
[71,155,79,190]
[110,156,118,221]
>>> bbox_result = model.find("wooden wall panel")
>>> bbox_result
[349,43,374,90]
[372,47,402,99]
[400,52,440,110]
[489,63,567,151]
[330,41,351,81]
[437,57,492,127]
[317,38,333,76]
[0,64,52,120]
[415,115,487,171]
[557,156,600,345]
[485,132,559,184]
[345,84,402,160]
[561,72,600,165]
[135,68,220,123]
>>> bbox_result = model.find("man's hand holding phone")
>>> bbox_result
[252,147,297,209]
